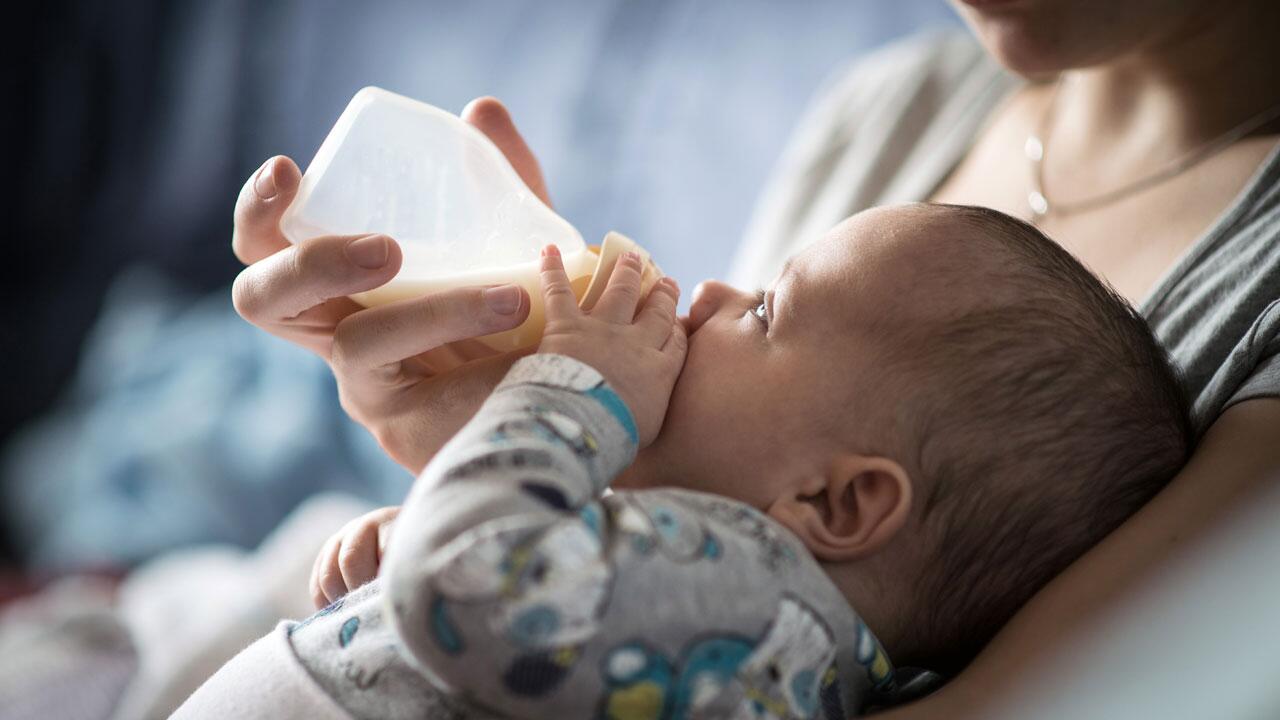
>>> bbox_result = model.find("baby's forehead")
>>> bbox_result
[786,206,994,327]
[825,204,987,268]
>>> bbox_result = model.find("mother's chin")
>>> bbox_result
[949,0,1212,76]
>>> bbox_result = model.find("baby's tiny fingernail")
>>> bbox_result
[346,234,390,269]
[254,158,278,199]
[484,284,523,315]
[542,244,560,258]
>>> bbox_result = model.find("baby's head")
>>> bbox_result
[617,203,1191,674]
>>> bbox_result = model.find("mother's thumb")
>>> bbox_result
[461,97,552,207]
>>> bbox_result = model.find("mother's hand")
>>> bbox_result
[230,97,553,472]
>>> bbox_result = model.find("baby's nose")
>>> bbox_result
[687,279,731,333]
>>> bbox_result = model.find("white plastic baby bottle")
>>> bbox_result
[281,87,662,352]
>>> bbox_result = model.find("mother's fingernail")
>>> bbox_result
[254,159,278,199]
[345,235,390,269]
[483,284,523,315]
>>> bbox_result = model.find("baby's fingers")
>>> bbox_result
[662,319,689,365]
[592,252,645,324]
[312,534,346,609]
[310,539,329,609]
[636,277,680,347]
[337,520,381,594]
[539,245,580,321]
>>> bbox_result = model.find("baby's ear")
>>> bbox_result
[766,455,912,562]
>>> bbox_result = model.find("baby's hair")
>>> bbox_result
[879,204,1192,675]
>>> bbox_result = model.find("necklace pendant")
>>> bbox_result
[1028,190,1049,218]
[1024,135,1044,162]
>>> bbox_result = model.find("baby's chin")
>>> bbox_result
[614,439,669,490]
[614,425,695,491]
[613,372,687,483]
[614,359,706,490]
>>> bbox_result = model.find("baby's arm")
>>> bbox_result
[308,245,680,608]
[380,352,881,718]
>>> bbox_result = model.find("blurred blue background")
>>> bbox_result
[3,0,958,571]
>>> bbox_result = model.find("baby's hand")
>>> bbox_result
[310,505,400,609]
[537,245,687,448]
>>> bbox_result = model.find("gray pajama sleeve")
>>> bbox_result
[295,354,897,719]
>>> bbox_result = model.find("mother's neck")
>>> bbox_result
[1059,1,1280,157]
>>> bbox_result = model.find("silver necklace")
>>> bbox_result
[1026,78,1280,222]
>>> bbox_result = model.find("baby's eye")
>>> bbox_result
[751,288,768,327]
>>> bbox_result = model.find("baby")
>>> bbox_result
[177,203,1191,720]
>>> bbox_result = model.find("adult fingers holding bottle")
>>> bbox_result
[230,97,553,471]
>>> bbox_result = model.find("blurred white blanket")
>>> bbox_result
[0,493,372,720]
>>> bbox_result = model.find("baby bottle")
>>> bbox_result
[281,87,663,352]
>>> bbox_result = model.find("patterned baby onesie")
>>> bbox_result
[288,353,898,719]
